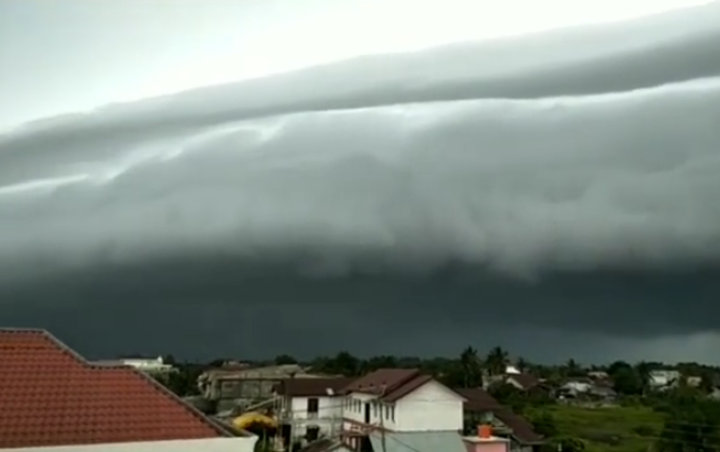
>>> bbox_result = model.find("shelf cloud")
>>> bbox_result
[2,2,720,360]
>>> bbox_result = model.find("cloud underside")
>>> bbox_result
[1,3,720,356]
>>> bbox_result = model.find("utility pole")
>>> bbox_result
[378,386,387,452]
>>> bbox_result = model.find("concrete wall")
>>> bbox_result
[8,437,257,452]
[343,380,463,433]
[464,439,510,452]
[287,395,343,438]
[394,380,464,432]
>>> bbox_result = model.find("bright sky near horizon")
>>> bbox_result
[0,0,713,130]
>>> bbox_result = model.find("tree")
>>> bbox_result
[489,383,527,413]
[612,367,643,396]
[608,360,632,377]
[361,355,398,373]
[274,354,297,365]
[563,359,584,377]
[656,398,720,452]
[459,346,483,388]
[486,346,509,376]
[163,354,176,365]
[531,412,558,438]
[516,357,530,373]
[155,365,202,397]
[312,351,360,376]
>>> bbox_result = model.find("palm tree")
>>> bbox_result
[486,346,509,376]
[516,356,530,373]
[563,358,585,377]
[460,346,483,388]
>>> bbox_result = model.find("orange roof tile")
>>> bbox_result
[0,329,232,448]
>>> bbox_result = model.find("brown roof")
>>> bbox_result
[276,377,355,397]
[344,368,420,396]
[507,373,540,389]
[454,387,502,411]
[495,409,543,444]
[456,387,541,445]
[382,374,435,402]
[345,369,460,403]
[0,329,231,448]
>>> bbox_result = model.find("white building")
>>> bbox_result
[275,377,354,443]
[649,370,680,389]
[93,355,176,375]
[341,369,466,451]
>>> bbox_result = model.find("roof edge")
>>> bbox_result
[2,328,233,438]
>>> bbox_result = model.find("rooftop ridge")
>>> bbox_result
[0,328,239,445]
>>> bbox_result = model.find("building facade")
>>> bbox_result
[275,378,353,444]
[341,369,466,450]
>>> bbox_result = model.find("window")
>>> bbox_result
[306,426,319,441]
[385,405,390,419]
[307,398,319,414]
[391,406,395,421]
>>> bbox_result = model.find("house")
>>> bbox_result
[0,328,257,452]
[93,355,176,376]
[341,368,466,452]
[557,378,616,404]
[504,374,540,392]
[198,363,327,412]
[275,377,354,444]
[587,371,609,380]
[648,370,680,390]
[559,379,593,397]
[455,388,543,452]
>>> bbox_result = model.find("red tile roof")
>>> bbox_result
[0,329,232,448]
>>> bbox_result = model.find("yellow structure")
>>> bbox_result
[232,412,278,430]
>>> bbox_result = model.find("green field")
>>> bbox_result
[529,404,666,452]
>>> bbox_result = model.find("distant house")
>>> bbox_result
[93,355,176,376]
[198,363,328,412]
[686,376,703,388]
[559,379,593,396]
[455,388,543,452]
[557,378,616,404]
[505,374,541,392]
[0,328,257,452]
[648,370,680,390]
[342,368,467,452]
[275,377,354,444]
[587,371,609,380]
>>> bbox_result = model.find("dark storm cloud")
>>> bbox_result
[2,3,720,359]
[2,257,719,360]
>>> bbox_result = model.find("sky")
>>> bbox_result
[1,0,720,363]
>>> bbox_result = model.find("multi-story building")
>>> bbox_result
[198,364,328,412]
[341,368,467,452]
[275,377,354,445]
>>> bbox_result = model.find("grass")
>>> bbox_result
[528,404,665,452]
